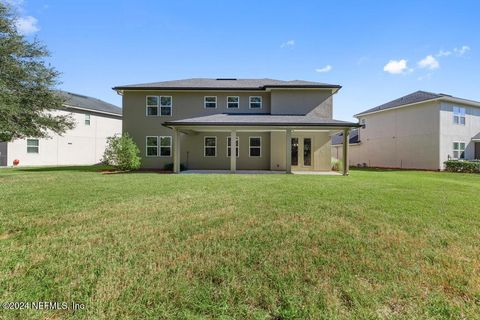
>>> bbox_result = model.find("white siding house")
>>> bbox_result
[332,91,480,170]
[0,91,122,167]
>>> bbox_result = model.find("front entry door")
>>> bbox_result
[291,137,313,170]
[475,142,480,160]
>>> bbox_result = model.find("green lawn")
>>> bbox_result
[0,167,479,319]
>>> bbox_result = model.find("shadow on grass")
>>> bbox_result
[16,164,112,173]
[350,167,438,173]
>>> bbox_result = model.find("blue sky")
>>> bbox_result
[8,0,480,121]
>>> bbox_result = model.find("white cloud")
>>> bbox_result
[383,59,408,74]
[14,16,39,35]
[436,50,452,57]
[280,40,295,48]
[454,45,470,56]
[418,55,439,70]
[315,65,332,73]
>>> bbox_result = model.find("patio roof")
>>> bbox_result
[164,113,360,128]
[472,132,480,141]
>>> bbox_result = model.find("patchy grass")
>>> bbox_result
[0,166,479,319]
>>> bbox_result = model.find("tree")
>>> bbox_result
[0,3,74,142]
[102,134,141,171]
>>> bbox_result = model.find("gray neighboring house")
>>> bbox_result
[113,78,360,174]
[332,91,480,170]
[0,91,122,167]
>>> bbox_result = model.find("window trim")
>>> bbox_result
[159,96,173,117]
[204,96,217,109]
[227,96,240,109]
[249,96,263,109]
[146,96,159,117]
[204,136,217,157]
[85,114,91,126]
[226,136,240,158]
[159,136,172,157]
[249,136,262,157]
[27,139,39,154]
[453,106,466,126]
[452,141,466,160]
[145,136,159,157]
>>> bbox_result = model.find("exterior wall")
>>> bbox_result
[270,131,332,171]
[123,89,335,170]
[5,109,121,167]
[0,142,7,166]
[332,143,362,166]
[270,89,333,117]
[352,101,441,170]
[179,132,270,170]
[439,102,480,166]
[122,90,271,169]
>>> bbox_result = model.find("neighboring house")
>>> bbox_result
[0,91,122,167]
[113,78,360,174]
[332,91,480,170]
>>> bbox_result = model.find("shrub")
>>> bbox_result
[444,160,480,173]
[102,134,141,171]
[164,163,187,172]
[331,158,343,171]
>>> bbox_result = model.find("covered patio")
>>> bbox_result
[164,114,360,175]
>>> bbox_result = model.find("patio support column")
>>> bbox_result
[173,127,180,173]
[286,129,292,173]
[342,128,350,176]
[230,130,236,173]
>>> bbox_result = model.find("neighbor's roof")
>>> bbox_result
[113,78,341,91]
[331,128,360,145]
[356,90,480,117]
[164,113,360,127]
[57,91,122,116]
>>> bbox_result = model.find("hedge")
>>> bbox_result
[444,160,480,173]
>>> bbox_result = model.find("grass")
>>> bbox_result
[0,166,479,319]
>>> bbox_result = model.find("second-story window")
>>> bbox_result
[453,106,466,125]
[249,96,262,109]
[204,96,217,109]
[227,96,239,108]
[146,96,159,116]
[85,114,91,126]
[160,96,172,116]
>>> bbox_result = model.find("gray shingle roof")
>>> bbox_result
[356,91,449,116]
[57,91,122,116]
[331,128,360,145]
[164,113,360,127]
[472,132,480,140]
[113,78,340,90]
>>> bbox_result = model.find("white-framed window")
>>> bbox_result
[160,96,172,116]
[227,136,239,158]
[453,106,466,125]
[204,136,217,157]
[146,96,159,116]
[227,96,239,109]
[27,139,39,154]
[85,114,91,126]
[204,96,217,109]
[159,136,172,157]
[249,96,262,109]
[453,142,466,160]
[146,136,158,156]
[249,136,261,157]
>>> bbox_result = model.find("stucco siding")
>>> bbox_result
[439,102,480,165]
[353,101,441,170]
[270,89,333,116]
[5,109,121,167]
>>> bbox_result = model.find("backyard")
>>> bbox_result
[0,167,479,319]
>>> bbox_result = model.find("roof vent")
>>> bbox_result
[216,78,237,80]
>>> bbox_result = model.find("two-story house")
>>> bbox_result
[332,91,480,170]
[113,78,359,174]
[0,91,122,167]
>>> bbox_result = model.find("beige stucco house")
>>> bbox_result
[0,91,122,167]
[332,91,480,170]
[114,78,360,174]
